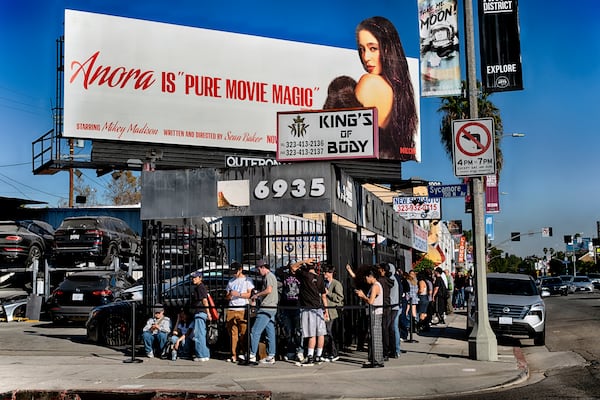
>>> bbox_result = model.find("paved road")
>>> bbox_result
[0,311,535,399]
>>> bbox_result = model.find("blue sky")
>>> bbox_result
[1,0,599,259]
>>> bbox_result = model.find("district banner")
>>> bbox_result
[417,0,461,97]
[478,0,524,92]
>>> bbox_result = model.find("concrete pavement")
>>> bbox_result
[0,311,528,399]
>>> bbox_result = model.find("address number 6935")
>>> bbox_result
[254,178,326,200]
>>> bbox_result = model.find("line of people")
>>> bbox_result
[141,259,468,366]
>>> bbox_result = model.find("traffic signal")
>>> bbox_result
[511,232,520,241]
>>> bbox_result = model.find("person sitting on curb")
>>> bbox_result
[169,309,193,361]
[142,304,171,358]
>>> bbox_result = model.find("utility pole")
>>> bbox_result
[465,0,498,361]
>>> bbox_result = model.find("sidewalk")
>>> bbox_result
[0,312,527,399]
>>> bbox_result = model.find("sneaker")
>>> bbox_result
[314,356,324,364]
[238,354,246,361]
[249,354,257,364]
[300,355,314,366]
[260,356,276,364]
[330,355,340,362]
[193,357,209,362]
[147,351,154,358]
[296,352,305,362]
[171,351,177,361]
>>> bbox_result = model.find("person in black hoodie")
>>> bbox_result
[377,263,395,361]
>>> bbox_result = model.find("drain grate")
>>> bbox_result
[140,371,212,379]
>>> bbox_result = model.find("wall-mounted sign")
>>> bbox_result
[277,108,378,162]
[392,196,441,220]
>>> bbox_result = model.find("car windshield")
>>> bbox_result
[573,277,590,282]
[542,277,562,284]
[487,278,538,296]
[60,219,98,229]
[60,276,109,291]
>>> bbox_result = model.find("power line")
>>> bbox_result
[0,171,62,199]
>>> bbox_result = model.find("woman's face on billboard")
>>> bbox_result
[358,29,382,75]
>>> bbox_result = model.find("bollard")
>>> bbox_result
[123,302,143,363]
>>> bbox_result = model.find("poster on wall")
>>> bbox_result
[64,10,421,162]
[417,0,461,97]
[478,0,523,92]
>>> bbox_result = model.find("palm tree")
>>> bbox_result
[438,81,505,176]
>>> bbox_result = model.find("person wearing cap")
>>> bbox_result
[289,257,329,365]
[246,259,278,365]
[142,304,171,358]
[190,271,212,362]
[225,262,254,363]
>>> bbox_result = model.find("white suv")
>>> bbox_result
[468,272,548,346]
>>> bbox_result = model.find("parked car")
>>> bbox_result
[158,223,227,267]
[538,276,568,296]
[0,220,55,268]
[53,216,141,266]
[86,268,236,346]
[0,290,28,322]
[571,276,594,292]
[46,270,136,324]
[467,272,548,346]
[559,275,576,294]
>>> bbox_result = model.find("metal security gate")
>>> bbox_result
[142,215,328,312]
[140,213,405,353]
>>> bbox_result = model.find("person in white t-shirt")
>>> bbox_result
[225,262,254,362]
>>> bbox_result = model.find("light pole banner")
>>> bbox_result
[417,0,461,97]
[485,174,500,213]
[478,0,524,92]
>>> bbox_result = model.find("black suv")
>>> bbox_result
[47,270,135,324]
[0,220,55,268]
[54,216,141,266]
[539,276,568,296]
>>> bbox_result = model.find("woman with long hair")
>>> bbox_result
[355,16,418,160]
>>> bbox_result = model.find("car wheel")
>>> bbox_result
[102,244,120,266]
[103,314,131,346]
[25,245,42,268]
[533,328,546,346]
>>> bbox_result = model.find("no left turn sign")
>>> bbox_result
[452,118,496,177]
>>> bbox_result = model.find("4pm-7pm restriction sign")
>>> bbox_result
[427,183,468,198]
[452,118,496,177]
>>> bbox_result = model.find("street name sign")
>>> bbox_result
[427,183,468,198]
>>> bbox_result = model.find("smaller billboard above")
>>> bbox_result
[277,108,378,162]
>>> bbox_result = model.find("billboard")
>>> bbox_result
[64,10,420,161]
[478,0,523,92]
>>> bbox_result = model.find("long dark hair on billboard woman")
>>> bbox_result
[355,16,418,161]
